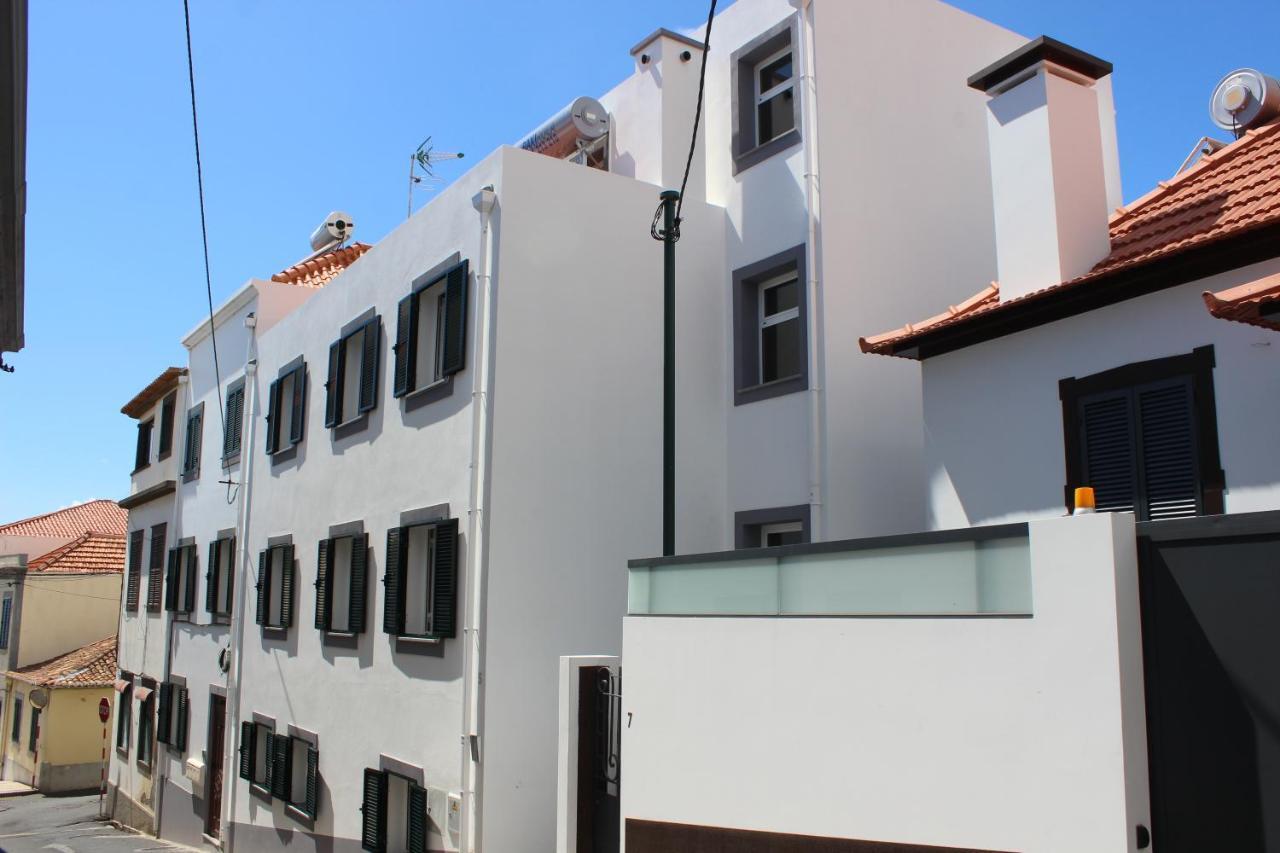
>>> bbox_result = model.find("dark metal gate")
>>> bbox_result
[1137,511,1280,852]
[576,665,620,853]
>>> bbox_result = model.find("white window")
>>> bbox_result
[761,521,804,547]
[256,543,295,631]
[361,767,429,853]
[325,315,381,430]
[758,272,802,384]
[754,46,795,146]
[207,536,235,618]
[253,722,272,790]
[266,362,306,456]
[165,544,198,615]
[413,282,447,388]
[341,328,365,424]
[316,533,368,635]
[384,519,458,640]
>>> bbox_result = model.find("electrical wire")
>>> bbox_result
[651,0,718,242]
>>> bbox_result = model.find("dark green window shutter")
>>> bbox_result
[206,540,220,615]
[223,387,244,458]
[314,538,331,631]
[349,533,368,634]
[358,318,381,414]
[224,538,236,615]
[360,768,387,852]
[126,531,144,612]
[383,527,405,635]
[270,734,291,799]
[290,367,306,446]
[255,550,270,626]
[408,784,428,853]
[280,545,296,627]
[393,293,416,397]
[324,339,343,428]
[238,720,254,780]
[441,261,469,376]
[1079,390,1138,515]
[265,379,281,455]
[184,410,202,476]
[304,746,319,818]
[1138,378,1200,520]
[429,519,459,638]
[158,395,175,457]
[156,683,172,744]
[175,687,189,752]
[147,525,166,613]
[263,729,276,792]
[164,549,180,612]
[183,547,197,613]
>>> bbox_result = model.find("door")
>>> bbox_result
[205,694,226,838]
[1138,512,1280,852]
[576,666,620,853]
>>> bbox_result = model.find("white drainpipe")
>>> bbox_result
[460,185,498,853]
[792,0,826,540]
[221,311,259,850]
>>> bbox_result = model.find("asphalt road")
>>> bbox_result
[0,793,187,853]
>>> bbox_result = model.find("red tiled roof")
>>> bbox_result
[26,532,125,574]
[1202,271,1280,333]
[271,242,372,289]
[7,636,117,688]
[121,366,186,418]
[0,499,127,538]
[861,119,1280,357]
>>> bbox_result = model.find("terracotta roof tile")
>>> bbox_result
[121,366,186,418]
[7,636,117,688]
[26,532,125,574]
[1202,271,1280,333]
[862,119,1280,357]
[271,242,372,289]
[0,499,127,538]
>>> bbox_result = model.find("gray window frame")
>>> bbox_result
[733,244,808,405]
[267,354,307,463]
[735,505,811,549]
[731,17,802,174]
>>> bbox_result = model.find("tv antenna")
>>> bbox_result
[408,136,464,218]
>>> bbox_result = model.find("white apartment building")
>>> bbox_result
[111,1,1038,850]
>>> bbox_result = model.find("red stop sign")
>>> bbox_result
[99,697,110,723]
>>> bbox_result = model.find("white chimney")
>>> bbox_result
[970,37,1116,303]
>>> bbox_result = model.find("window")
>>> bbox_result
[125,530,144,613]
[116,674,133,752]
[157,392,177,460]
[1060,347,1225,522]
[223,379,245,461]
[361,767,430,853]
[255,542,296,631]
[238,718,275,796]
[761,521,803,547]
[206,535,236,618]
[156,680,189,752]
[10,694,20,743]
[731,19,801,173]
[315,532,368,635]
[266,359,306,456]
[325,313,381,429]
[0,592,11,648]
[383,518,459,640]
[735,506,811,549]
[165,543,198,615]
[146,524,166,613]
[137,679,156,768]
[28,707,39,753]
[182,403,203,482]
[134,418,153,472]
[393,259,469,401]
[733,245,808,405]
[239,720,318,820]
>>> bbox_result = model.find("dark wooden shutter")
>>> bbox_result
[408,784,428,853]
[1079,390,1138,515]
[183,547,197,613]
[358,318,380,414]
[164,548,180,612]
[184,410,202,475]
[441,261,469,376]
[147,525,166,612]
[315,538,332,631]
[383,527,405,635]
[159,395,175,457]
[429,519,459,638]
[270,734,291,799]
[349,533,368,634]
[1137,378,1200,520]
[135,421,151,471]
[265,378,281,455]
[223,388,243,458]
[324,339,343,428]
[206,540,220,615]
[304,746,319,818]
[238,721,254,780]
[156,683,172,744]
[360,768,387,852]
[290,367,307,446]
[175,687,189,751]
[393,293,416,398]
[255,550,270,625]
[280,544,296,627]
[126,530,144,612]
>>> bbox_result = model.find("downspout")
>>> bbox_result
[221,311,260,851]
[792,0,826,540]
[460,185,497,853]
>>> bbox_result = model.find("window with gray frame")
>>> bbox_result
[164,543,198,615]
[223,379,245,461]
[157,392,176,460]
[392,258,469,401]
[383,518,458,640]
[0,592,10,648]
[325,313,381,430]
[115,674,132,752]
[133,418,153,472]
[733,245,808,405]
[315,531,368,635]
[731,18,801,174]
[156,680,189,752]
[206,534,235,618]
[266,358,306,456]
[239,718,318,821]
[238,717,274,796]
[137,679,156,768]
[255,542,296,631]
[361,766,429,852]
[735,505,811,549]
[182,403,203,481]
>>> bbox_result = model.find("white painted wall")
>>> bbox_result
[621,513,1150,852]
[923,258,1280,529]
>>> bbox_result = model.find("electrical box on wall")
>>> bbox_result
[447,792,461,835]
[184,756,205,788]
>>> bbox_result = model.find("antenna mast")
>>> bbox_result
[408,136,464,218]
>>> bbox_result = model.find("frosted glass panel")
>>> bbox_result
[634,559,778,615]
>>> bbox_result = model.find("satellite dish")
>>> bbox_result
[1210,69,1280,135]
[29,688,49,709]
[309,211,356,253]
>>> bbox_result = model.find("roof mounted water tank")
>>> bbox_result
[1210,69,1280,135]
[309,211,355,253]
[516,96,609,161]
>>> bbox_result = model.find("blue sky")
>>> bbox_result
[2,0,1277,522]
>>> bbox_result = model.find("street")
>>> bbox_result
[0,794,187,853]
